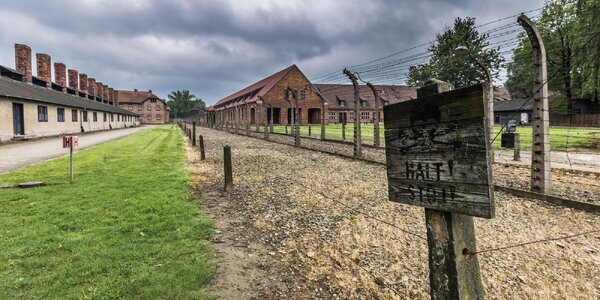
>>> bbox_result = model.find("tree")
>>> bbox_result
[407,17,505,88]
[166,90,206,118]
[505,0,578,101]
[505,0,600,103]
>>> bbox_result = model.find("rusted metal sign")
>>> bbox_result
[383,84,494,218]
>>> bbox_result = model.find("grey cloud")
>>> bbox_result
[0,0,543,103]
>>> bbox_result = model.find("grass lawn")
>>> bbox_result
[0,125,215,299]
[250,124,599,151]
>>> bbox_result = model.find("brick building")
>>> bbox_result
[212,65,324,126]
[314,84,416,124]
[209,65,417,127]
[0,44,139,143]
[114,89,170,124]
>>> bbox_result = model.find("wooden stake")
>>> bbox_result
[199,135,205,161]
[192,121,196,146]
[514,133,521,161]
[224,145,233,192]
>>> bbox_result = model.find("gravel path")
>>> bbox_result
[0,126,149,173]
[189,126,600,299]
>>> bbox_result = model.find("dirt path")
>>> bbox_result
[0,126,148,173]
[187,126,599,299]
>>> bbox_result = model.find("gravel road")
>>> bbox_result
[188,126,599,299]
[0,126,148,174]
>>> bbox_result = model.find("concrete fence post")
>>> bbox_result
[223,145,233,192]
[514,133,521,161]
[344,68,362,158]
[518,14,551,194]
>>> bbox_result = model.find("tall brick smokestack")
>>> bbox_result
[68,69,79,91]
[54,62,66,91]
[96,82,103,100]
[79,73,88,94]
[88,78,96,97]
[109,88,115,105]
[103,84,109,102]
[15,44,32,83]
[36,53,52,87]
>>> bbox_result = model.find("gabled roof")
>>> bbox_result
[115,89,162,104]
[0,73,137,115]
[314,84,417,109]
[494,99,533,112]
[213,65,296,109]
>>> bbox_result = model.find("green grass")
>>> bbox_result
[251,124,600,151]
[0,125,215,299]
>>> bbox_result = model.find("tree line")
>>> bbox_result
[407,0,600,106]
[166,90,207,119]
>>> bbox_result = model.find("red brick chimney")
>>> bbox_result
[14,44,32,83]
[36,53,52,87]
[96,82,103,100]
[68,69,78,91]
[109,88,115,105]
[88,78,96,97]
[103,84,109,102]
[54,62,66,91]
[79,73,88,95]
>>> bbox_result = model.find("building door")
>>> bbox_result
[12,103,24,135]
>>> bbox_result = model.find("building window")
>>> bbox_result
[128,104,132,110]
[284,90,289,100]
[329,112,337,119]
[93,112,97,122]
[117,114,120,122]
[150,99,157,103]
[72,109,78,122]
[383,101,389,106]
[157,114,161,120]
[339,100,346,107]
[147,114,152,120]
[82,111,88,122]
[350,112,355,120]
[361,100,368,107]
[57,108,65,122]
[300,90,305,99]
[156,105,161,111]
[103,112,107,122]
[361,111,370,119]
[138,105,142,111]
[147,104,152,110]
[37,106,48,122]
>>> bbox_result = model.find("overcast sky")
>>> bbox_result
[0,0,543,105]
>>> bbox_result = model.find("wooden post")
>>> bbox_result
[387,80,487,299]
[69,147,74,183]
[367,82,381,147]
[235,106,240,134]
[192,121,196,146]
[199,135,206,161]
[224,145,233,192]
[518,14,551,194]
[342,121,346,140]
[344,69,362,157]
[308,125,312,137]
[514,133,521,161]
